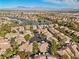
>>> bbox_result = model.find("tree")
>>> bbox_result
[26,52,31,59]
[33,41,39,53]
[0,55,4,59]
[61,54,69,59]
[10,37,18,52]
[24,34,31,41]
[39,32,47,41]
[18,51,26,59]
[4,49,13,58]
[0,24,11,37]
[50,39,58,55]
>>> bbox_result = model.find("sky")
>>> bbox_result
[0,0,79,9]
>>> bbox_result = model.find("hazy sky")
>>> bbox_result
[0,0,79,9]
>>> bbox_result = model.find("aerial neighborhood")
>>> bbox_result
[0,10,79,59]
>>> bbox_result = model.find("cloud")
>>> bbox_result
[64,0,78,5]
[43,0,79,8]
[43,0,64,4]
[64,0,79,8]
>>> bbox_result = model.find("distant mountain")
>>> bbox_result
[0,6,79,12]
[0,6,52,11]
[14,6,54,10]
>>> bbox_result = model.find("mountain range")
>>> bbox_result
[0,6,79,12]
